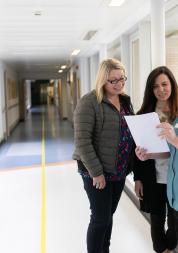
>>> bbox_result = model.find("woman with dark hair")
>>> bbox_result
[134,66,178,253]
[73,58,134,253]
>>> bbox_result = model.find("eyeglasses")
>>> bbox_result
[107,76,127,85]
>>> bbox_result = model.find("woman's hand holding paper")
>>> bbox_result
[157,122,178,148]
[135,146,148,161]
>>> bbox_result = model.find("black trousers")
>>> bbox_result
[82,176,125,253]
[173,209,178,239]
[150,183,177,253]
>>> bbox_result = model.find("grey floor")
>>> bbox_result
[0,105,74,169]
[0,105,159,252]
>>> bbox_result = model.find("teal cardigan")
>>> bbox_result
[167,117,178,211]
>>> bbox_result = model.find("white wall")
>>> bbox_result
[78,57,90,97]
[121,34,130,95]
[89,53,99,90]
[25,80,31,110]
[107,44,121,60]
[62,74,70,120]
[53,80,59,107]
[130,33,141,112]
[166,36,178,82]
[139,21,151,101]
[6,66,20,131]
[0,62,20,140]
[0,61,5,142]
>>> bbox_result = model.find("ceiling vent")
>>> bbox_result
[83,30,98,40]
[34,10,42,16]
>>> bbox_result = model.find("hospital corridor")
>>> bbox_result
[0,0,178,252]
[0,105,153,253]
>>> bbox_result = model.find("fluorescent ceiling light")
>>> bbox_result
[58,70,63,73]
[61,65,67,69]
[71,49,80,56]
[109,0,125,7]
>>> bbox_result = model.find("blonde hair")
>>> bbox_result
[95,58,126,103]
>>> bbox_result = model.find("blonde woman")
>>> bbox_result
[73,58,134,253]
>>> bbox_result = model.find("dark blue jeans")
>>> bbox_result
[82,176,125,253]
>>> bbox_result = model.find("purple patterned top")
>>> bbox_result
[108,105,133,181]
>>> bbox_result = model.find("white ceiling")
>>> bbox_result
[0,0,177,78]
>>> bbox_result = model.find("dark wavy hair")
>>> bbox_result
[137,66,178,122]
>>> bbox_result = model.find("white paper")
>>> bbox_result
[124,112,170,153]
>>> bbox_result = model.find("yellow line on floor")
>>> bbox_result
[41,117,46,253]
